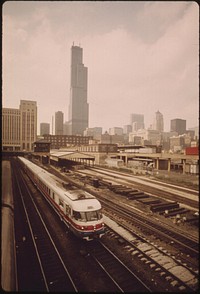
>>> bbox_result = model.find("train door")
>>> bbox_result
[65,203,70,216]
[58,198,64,212]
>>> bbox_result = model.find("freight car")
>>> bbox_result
[18,157,105,241]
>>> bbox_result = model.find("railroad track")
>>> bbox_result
[79,166,199,208]
[12,160,78,292]
[18,162,198,291]
[12,160,156,292]
[100,196,198,259]
[41,164,198,258]
[86,240,151,292]
[88,166,198,195]
[102,225,198,292]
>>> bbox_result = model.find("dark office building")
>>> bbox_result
[40,123,50,136]
[55,111,64,135]
[170,119,186,135]
[130,113,145,131]
[43,135,92,149]
[68,45,89,135]
[33,140,51,152]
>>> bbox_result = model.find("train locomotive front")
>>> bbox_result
[18,156,105,241]
[67,190,105,240]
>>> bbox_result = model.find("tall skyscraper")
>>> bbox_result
[68,44,89,135]
[20,100,37,151]
[55,111,64,135]
[153,110,164,132]
[170,118,186,135]
[130,113,144,131]
[40,123,50,136]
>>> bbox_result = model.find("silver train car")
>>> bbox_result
[18,157,105,241]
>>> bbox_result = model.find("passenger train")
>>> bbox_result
[18,157,105,241]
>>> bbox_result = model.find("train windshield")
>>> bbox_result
[73,210,102,222]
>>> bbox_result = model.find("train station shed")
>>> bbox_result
[50,150,95,167]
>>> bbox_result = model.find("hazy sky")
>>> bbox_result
[2,1,199,133]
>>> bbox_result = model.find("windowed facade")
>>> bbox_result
[68,45,89,135]
[2,108,21,151]
[43,135,92,149]
[2,100,37,151]
[20,100,37,151]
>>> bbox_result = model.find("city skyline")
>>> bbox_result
[68,45,89,135]
[2,1,199,133]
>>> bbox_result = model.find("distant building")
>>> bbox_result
[2,108,21,151]
[99,131,126,145]
[33,140,51,153]
[43,134,92,149]
[185,130,195,140]
[183,133,193,147]
[110,134,126,144]
[78,143,118,153]
[84,127,102,140]
[170,118,186,135]
[40,123,50,136]
[131,135,142,145]
[123,124,132,134]
[2,100,37,151]
[161,131,178,151]
[130,113,144,131]
[20,100,37,151]
[129,129,161,146]
[188,126,199,139]
[63,121,70,135]
[55,111,64,135]
[109,127,123,136]
[169,135,185,152]
[153,110,164,132]
[99,132,111,144]
[68,44,89,135]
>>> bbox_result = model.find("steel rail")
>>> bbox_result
[100,197,199,257]
[103,222,198,292]
[41,164,199,255]
[104,209,199,278]
[15,165,78,292]
[13,167,49,291]
[88,166,198,194]
[88,240,152,292]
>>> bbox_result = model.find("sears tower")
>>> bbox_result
[68,44,89,135]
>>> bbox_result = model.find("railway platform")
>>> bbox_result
[1,160,17,291]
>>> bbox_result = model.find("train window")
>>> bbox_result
[52,192,55,200]
[73,210,102,221]
[86,210,102,221]
[66,204,70,215]
[73,211,87,222]
[59,199,64,208]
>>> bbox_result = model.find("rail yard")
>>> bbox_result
[2,157,199,292]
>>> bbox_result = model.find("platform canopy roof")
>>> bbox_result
[50,150,95,161]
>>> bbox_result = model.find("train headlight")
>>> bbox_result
[81,226,84,230]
